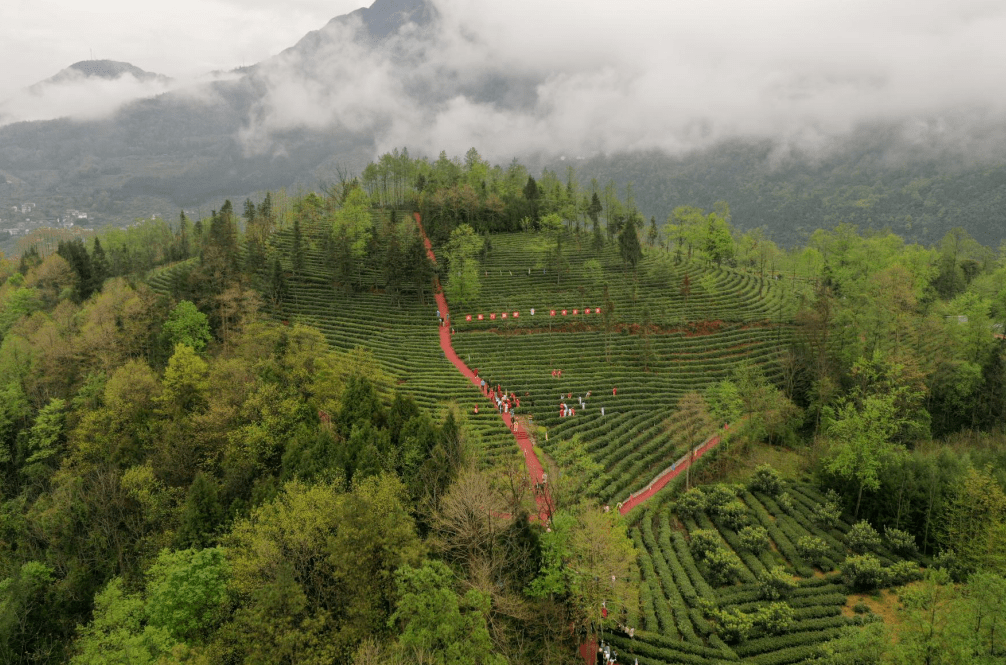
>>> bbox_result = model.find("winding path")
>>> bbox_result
[618,427,727,514]
[414,214,551,521]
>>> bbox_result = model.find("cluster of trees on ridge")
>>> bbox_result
[2,147,1006,662]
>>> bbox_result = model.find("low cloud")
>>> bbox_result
[238,0,1006,163]
[0,71,177,126]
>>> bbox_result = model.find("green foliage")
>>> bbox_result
[717,499,749,530]
[825,391,904,517]
[443,224,482,307]
[70,577,177,665]
[846,520,882,554]
[704,484,739,512]
[689,529,722,560]
[738,525,770,553]
[391,560,504,665]
[145,547,230,642]
[0,561,57,664]
[841,555,886,592]
[752,601,795,635]
[884,526,918,557]
[709,606,754,644]
[21,397,66,482]
[796,536,831,568]
[757,566,796,600]
[162,299,211,352]
[157,343,210,415]
[675,488,707,520]
[748,465,783,496]
[812,493,843,528]
[703,547,744,586]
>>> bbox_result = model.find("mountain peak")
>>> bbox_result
[35,60,170,88]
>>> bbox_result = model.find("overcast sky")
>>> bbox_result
[3,0,1006,159]
[0,0,366,92]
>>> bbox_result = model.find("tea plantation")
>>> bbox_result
[147,213,904,665]
[611,479,913,665]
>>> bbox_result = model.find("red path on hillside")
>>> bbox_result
[414,213,551,521]
[618,429,725,515]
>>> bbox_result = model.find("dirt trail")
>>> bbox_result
[415,213,551,521]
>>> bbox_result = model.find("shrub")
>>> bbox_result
[757,566,797,601]
[676,488,707,520]
[847,521,881,554]
[853,601,871,615]
[719,500,750,530]
[738,525,770,553]
[689,529,723,560]
[704,484,739,512]
[713,608,754,644]
[796,536,830,567]
[752,602,795,636]
[812,499,842,528]
[748,465,782,495]
[841,555,886,591]
[704,548,744,586]
[885,560,922,586]
[775,491,794,515]
[884,526,917,557]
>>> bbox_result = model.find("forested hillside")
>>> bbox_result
[2,148,1006,663]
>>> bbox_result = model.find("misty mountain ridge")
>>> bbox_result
[1,0,1005,256]
[31,60,171,89]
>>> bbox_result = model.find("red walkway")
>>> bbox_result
[415,213,551,521]
[619,427,727,515]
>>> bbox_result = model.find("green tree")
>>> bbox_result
[0,561,58,664]
[20,397,66,483]
[157,343,210,415]
[940,466,1006,575]
[391,560,503,665]
[145,547,230,642]
[443,224,482,307]
[825,391,903,517]
[163,299,211,352]
[618,213,643,270]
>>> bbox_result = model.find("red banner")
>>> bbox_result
[466,314,472,322]
[562,309,567,316]
[573,309,579,315]
[490,313,496,320]
[595,307,602,314]
[585,308,591,314]
[502,312,508,319]
[513,311,519,318]
[550,310,556,316]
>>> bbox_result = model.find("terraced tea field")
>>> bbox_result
[613,481,907,665]
[146,216,520,467]
[450,233,793,503]
[453,232,800,328]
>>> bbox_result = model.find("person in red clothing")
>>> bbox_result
[552,369,556,377]
[613,386,617,396]
[474,404,478,414]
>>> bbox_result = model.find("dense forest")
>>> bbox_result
[2,148,1006,663]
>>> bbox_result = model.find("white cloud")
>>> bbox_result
[233,0,1006,164]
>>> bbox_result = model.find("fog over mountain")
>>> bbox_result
[1,0,1005,250]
